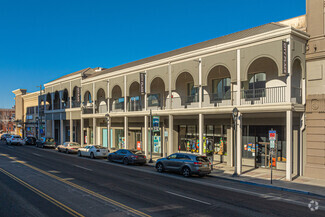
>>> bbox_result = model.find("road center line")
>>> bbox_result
[165,191,211,205]
[73,165,93,171]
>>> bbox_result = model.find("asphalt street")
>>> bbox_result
[0,141,324,217]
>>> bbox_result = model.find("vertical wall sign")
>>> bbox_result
[282,41,289,75]
[140,72,146,94]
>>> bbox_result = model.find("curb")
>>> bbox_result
[146,162,325,199]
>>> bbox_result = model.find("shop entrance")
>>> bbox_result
[129,130,142,151]
[256,142,270,168]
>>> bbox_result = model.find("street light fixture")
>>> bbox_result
[232,107,239,177]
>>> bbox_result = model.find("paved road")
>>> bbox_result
[0,142,324,217]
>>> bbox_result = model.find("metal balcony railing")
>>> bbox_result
[128,96,143,111]
[241,86,286,105]
[82,102,94,114]
[111,98,125,112]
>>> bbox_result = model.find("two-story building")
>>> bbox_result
[41,21,308,181]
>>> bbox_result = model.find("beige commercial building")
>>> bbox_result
[13,0,325,181]
[13,89,42,138]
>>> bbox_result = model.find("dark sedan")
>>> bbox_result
[36,137,56,148]
[24,136,37,145]
[107,149,146,165]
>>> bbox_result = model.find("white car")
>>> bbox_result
[77,145,109,159]
[7,135,23,145]
[57,142,81,154]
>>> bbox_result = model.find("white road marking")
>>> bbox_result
[33,153,41,157]
[8,146,14,149]
[74,165,92,171]
[165,191,211,205]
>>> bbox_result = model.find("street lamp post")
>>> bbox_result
[105,113,110,151]
[149,109,153,163]
[35,117,39,139]
[232,107,239,177]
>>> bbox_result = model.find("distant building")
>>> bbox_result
[0,108,15,134]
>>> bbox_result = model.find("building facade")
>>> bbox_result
[14,0,325,181]
[12,89,42,138]
[0,108,15,134]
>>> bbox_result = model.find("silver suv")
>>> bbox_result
[155,153,211,177]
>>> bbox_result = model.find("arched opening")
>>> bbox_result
[53,91,60,110]
[72,86,81,107]
[149,77,166,109]
[84,91,92,105]
[243,57,285,103]
[62,89,69,108]
[292,59,302,104]
[128,81,142,111]
[96,88,107,113]
[46,93,52,110]
[206,65,231,102]
[175,72,197,106]
[111,85,124,111]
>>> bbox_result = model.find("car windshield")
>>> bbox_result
[94,146,104,149]
[196,156,210,162]
[70,143,80,146]
[46,138,54,142]
[130,150,143,155]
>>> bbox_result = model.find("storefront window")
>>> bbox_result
[242,125,286,167]
[115,129,124,149]
[178,125,199,152]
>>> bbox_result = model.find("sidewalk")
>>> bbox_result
[147,156,325,198]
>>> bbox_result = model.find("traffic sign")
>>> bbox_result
[269,130,276,141]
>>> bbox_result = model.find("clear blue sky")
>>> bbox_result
[0,0,305,108]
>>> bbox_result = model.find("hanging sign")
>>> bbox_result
[282,41,289,75]
[153,116,160,132]
[140,72,146,94]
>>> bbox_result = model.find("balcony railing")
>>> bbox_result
[241,86,286,105]
[128,96,143,111]
[72,100,81,108]
[111,98,125,112]
[62,101,69,109]
[147,94,164,110]
[82,102,94,114]
[169,95,199,109]
[202,91,235,107]
[96,100,108,114]
[53,102,61,110]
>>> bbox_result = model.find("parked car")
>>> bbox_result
[23,136,37,145]
[7,135,23,146]
[36,137,56,148]
[77,145,109,159]
[1,133,11,141]
[155,153,211,177]
[57,142,81,154]
[107,149,146,165]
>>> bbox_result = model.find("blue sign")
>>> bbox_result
[153,116,160,132]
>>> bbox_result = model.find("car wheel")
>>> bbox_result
[182,167,191,177]
[123,158,129,165]
[78,151,81,157]
[156,163,164,173]
[107,155,113,162]
[90,152,95,159]
[65,149,69,154]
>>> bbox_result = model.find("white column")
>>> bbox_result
[286,38,292,103]
[69,81,72,109]
[93,83,95,114]
[81,118,84,146]
[236,49,241,106]
[300,113,305,176]
[107,118,111,151]
[199,113,204,155]
[230,119,234,167]
[124,75,127,112]
[93,118,96,145]
[144,115,148,157]
[237,112,242,175]
[199,58,202,108]
[59,91,63,110]
[52,114,55,138]
[70,114,73,142]
[107,80,110,112]
[60,114,64,144]
[168,114,173,155]
[286,110,293,181]
[124,116,128,149]
[144,71,148,111]
[168,62,172,109]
